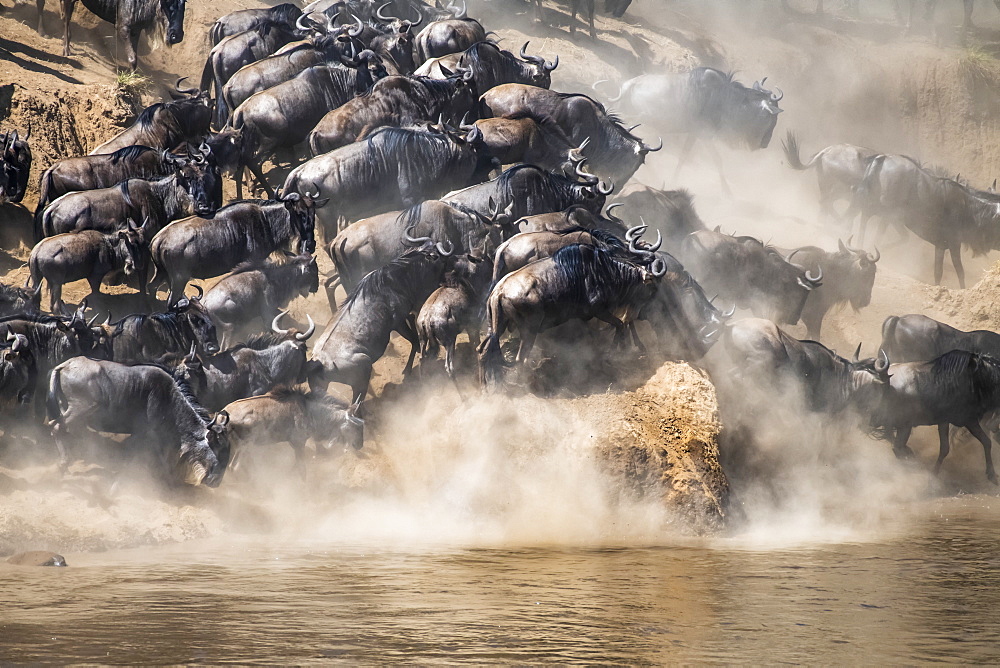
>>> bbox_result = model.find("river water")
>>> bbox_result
[2,495,999,664]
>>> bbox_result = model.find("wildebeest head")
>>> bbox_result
[176,145,222,214]
[457,123,502,184]
[0,332,34,405]
[271,310,317,382]
[173,286,220,355]
[571,158,614,210]
[204,128,242,176]
[849,345,892,410]
[176,415,226,487]
[278,188,325,254]
[835,239,879,310]
[61,301,111,358]
[160,0,187,45]
[742,77,783,149]
[517,42,558,88]
[649,269,728,360]
[117,219,149,278]
[203,411,231,487]
[167,80,213,134]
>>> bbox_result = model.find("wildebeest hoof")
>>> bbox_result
[988,472,998,485]
[893,446,916,460]
[6,551,68,567]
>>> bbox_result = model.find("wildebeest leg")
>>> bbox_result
[949,245,965,289]
[86,274,103,305]
[235,164,245,200]
[628,322,646,352]
[122,24,140,70]
[892,426,916,459]
[933,422,951,475]
[933,245,946,286]
[166,276,188,308]
[36,0,47,35]
[60,0,74,56]
[673,133,697,181]
[397,315,420,377]
[351,365,373,407]
[706,141,734,199]
[247,160,275,199]
[48,279,63,314]
[966,421,998,484]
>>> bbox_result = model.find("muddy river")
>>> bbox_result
[2,495,998,664]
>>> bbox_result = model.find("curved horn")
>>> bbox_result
[191,284,204,300]
[876,348,890,373]
[174,77,199,95]
[574,158,599,185]
[87,312,100,327]
[409,6,423,27]
[295,12,311,31]
[376,2,395,21]
[625,224,647,243]
[519,41,545,65]
[785,248,801,264]
[771,88,784,103]
[348,13,364,36]
[722,303,736,319]
[436,239,454,256]
[605,202,624,223]
[596,179,614,196]
[870,247,881,263]
[650,257,667,277]
[295,314,316,341]
[852,342,862,363]
[11,332,26,352]
[404,224,433,246]
[544,54,558,71]
[272,311,290,335]
[646,229,662,252]
[643,137,663,152]
[186,341,198,363]
[804,267,822,284]
[627,123,641,132]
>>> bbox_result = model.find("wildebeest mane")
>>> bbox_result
[342,248,436,312]
[548,243,644,304]
[366,126,463,180]
[110,145,157,164]
[135,103,167,131]
[242,331,288,350]
[930,349,1000,404]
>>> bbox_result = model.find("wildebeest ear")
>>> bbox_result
[117,230,128,240]
[440,64,454,77]
[173,298,190,311]
[838,239,849,253]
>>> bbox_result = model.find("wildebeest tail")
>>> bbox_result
[34,169,55,238]
[212,63,230,130]
[880,315,899,361]
[781,131,813,171]
[478,293,507,390]
[209,20,223,46]
[854,153,885,205]
[46,364,65,424]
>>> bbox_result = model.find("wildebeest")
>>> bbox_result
[39,157,220,240]
[36,0,187,69]
[220,32,358,124]
[202,20,303,129]
[415,41,558,92]
[478,243,667,388]
[0,310,110,413]
[780,239,879,339]
[609,183,704,247]
[413,9,486,62]
[327,199,505,297]
[852,153,1000,288]
[481,84,661,185]
[720,317,891,414]
[209,3,303,45]
[149,192,322,307]
[202,254,319,346]
[29,221,149,313]
[46,358,230,485]
[283,125,496,239]
[513,202,627,235]
[0,282,41,317]
[109,288,219,363]
[0,129,32,204]
[874,349,1000,483]
[227,51,388,197]
[416,252,491,378]
[443,161,612,225]
[34,145,193,221]
[680,228,822,325]
[471,116,580,174]
[881,313,1000,363]
[0,333,36,409]
[782,132,879,224]
[169,313,315,411]
[599,68,781,191]
[91,84,212,155]
[308,237,456,413]
[532,0,597,38]
[222,388,363,475]
[306,72,478,154]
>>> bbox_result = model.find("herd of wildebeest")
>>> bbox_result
[2,0,1000,494]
